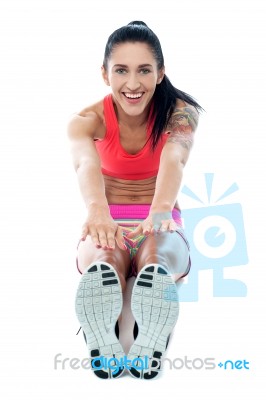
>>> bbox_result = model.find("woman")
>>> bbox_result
[68,21,202,379]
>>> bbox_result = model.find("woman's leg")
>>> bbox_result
[127,229,190,379]
[134,228,190,281]
[77,234,131,292]
[75,236,131,379]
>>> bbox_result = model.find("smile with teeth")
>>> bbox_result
[123,92,143,99]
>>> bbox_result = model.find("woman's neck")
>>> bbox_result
[112,98,151,130]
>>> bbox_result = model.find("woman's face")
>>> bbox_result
[102,42,164,118]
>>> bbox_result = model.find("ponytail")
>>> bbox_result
[150,75,203,149]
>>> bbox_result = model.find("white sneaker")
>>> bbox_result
[128,264,179,379]
[75,262,125,379]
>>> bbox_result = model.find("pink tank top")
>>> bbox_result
[94,94,169,180]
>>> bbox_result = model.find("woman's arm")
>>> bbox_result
[68,112,108,210]
[127,102,199,237]
[67,112,125,249]
[150,102,199,214]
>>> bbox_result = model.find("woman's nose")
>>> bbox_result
[126,73,141,91]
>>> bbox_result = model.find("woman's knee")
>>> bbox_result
[77,243,129,291]
[78,249,121,270]
[138,251,166,268]
[136,231,190,275]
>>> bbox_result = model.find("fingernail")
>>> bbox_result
[123,244,127,250]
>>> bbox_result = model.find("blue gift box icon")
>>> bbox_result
[178,173,249,301]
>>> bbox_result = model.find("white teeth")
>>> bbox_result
[124,93,143,99]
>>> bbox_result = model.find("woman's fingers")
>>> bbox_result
[126,223,143,238]
[106,233,116,250]
[126,218,177,239]
[82,217,178,249]
[89,228,101,248]
[81,224,90,241]
[143,223,153,235]
[169,220,177,232]
[160,220,171,232]
[82,222,127,251]
[97,231,109,249]
[93,226,127,251]
[151,219,177,234]
[115,226,127,251]
[82,223,114,249]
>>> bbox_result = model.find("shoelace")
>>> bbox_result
[75,322,120,339]
[76,326,82,335]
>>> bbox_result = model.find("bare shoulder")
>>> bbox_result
[67,99,105,140]
[167,99,199,132]
[165,99,199,151]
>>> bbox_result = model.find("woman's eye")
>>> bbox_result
[140,69,151,74]
[115,69,127,74]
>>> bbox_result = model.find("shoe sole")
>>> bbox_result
[128,264,179,379]
[75,262,125,379]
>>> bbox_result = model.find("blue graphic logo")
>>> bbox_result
[179,173,249,301]
[217,359,250,370]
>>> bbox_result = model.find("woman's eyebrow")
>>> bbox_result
[138,64,153,67]
[113,64,127,68]
[112,63,153,68]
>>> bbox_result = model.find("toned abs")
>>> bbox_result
[103,174,180,210]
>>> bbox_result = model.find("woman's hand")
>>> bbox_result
[126,211,177,239]
[80,204,126,251]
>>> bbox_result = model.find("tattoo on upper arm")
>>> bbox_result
[167,106,199,150]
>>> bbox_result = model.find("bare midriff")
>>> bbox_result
[103,174,180,210]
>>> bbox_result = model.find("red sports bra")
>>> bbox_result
[94,94,169,180]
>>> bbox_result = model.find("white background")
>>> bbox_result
[0,0,265,398]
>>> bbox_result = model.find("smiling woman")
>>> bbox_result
[68,20,203,380]
[102,43,164,117]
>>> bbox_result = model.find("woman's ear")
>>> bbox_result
[157,67,165,84]
[101,66,110,86]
